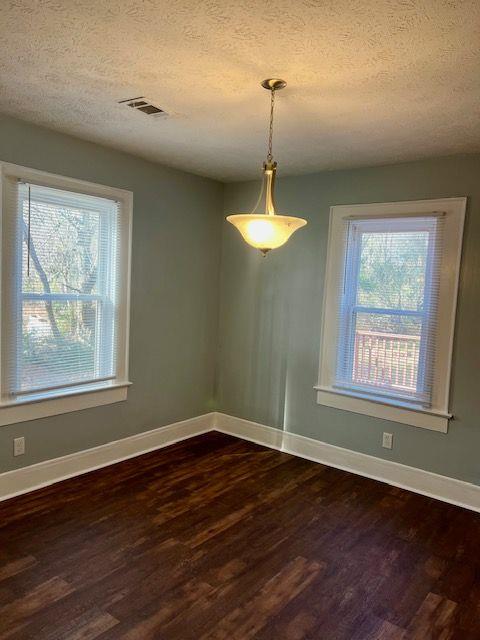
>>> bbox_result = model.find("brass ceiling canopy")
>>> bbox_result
[226,79,307,255]
[260,78,287,91]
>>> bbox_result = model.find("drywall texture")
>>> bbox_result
[0,114,223,473]
[1,1,479,180]
[218,154,480,484]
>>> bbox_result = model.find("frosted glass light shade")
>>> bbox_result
[226,213,307,254]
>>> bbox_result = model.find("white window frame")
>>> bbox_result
[315,198,466,433]
[0,162,133,426]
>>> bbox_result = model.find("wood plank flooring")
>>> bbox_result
[1,432,480,639]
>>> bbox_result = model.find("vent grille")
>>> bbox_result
[119,97,167,117]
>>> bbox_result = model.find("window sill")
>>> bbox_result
[0,382,131,427]
[314,385,450,433]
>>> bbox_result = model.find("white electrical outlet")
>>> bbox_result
[382,432,393,449]
[13,436,25,456]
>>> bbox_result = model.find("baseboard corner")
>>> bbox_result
[213,412,480,513]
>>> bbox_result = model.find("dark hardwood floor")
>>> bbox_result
[1,432,480,639]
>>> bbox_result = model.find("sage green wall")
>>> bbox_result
[2,112,478,487]
[0,114,223,473]
[218,155,480,485]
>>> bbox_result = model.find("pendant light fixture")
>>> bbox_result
[226,79,307,255]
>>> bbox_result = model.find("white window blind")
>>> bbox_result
[335,215,444,407]
[2,179,122,398]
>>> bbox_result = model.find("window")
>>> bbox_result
[337,215,442,406]
[316,198,466,432]
[0,163,132,426]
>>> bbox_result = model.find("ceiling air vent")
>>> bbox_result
[119,97,167,117]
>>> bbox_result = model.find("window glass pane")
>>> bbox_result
[22,197,100,296]
[356,230,429,311]
[352,312,422,395]
[21,300,103,392]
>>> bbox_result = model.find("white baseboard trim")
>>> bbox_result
[213,412,480,513]
[0,412,215,502]
[2,410,479,514]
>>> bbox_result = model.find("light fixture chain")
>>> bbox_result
[267,88,275,163]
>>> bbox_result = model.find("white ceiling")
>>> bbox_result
[0,0,479,181]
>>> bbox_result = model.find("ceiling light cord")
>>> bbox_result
[267,88,275,163]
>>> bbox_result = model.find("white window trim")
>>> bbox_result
[0,162,133,426]
[315,197,466,433]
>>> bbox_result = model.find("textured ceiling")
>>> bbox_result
[0,0,479,181]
